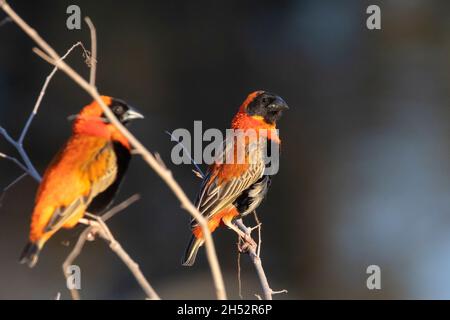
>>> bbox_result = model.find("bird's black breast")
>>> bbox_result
[87,141,131,214]
[233,175,272,217]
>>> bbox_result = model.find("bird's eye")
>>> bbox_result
[261,97,270,105]
[112,105,124,115]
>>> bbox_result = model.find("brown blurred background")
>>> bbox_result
[0,0,450,299]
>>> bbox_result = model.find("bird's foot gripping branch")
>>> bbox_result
[0,0,225,300]
[0,0,287,300]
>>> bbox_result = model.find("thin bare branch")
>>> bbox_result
[0,1,226,299]
[96,222,160,300]
[0,42,88,183]
[272,289,288,295]
[237,251,243,299]
[0,151,29,173]
[16,146,40,181]
[2,172,27,192]
[0,5,161,299]
[101,194,141,222]
[0,172,27,207]
[0,130,39,182]
[18,42,86,145]
[0,126,16,145]
[253,211,262,257]
[63,195,160,300]
[234,219,286,300]
[84,17,97,87]
[62,227,88,300]
[0,16,11,27]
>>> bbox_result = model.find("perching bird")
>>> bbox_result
[20,96,143,267]
[182,90,288,266]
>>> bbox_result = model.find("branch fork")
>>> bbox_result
[234,218,287,300]
[0,5,163,300]
[65,195,160,300]
[0,0,227,299]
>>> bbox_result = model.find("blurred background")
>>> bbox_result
[0,0,449,299]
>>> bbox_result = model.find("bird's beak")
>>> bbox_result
[269,96,289,112]
[122,108,144,122]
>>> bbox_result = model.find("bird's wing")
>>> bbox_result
[83,142,119,201]
[42,141,118,233]
[43,196,88,232]
[86,141,131,213]
[191,143,265,228]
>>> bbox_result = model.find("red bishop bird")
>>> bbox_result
[182,90,288,266]
[20,96,143,267]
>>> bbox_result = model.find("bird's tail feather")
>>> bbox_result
[182,235,204,266]
[19,241,43,268]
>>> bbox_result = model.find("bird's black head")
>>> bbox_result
[246,91,289,125]
[105,98,144,125]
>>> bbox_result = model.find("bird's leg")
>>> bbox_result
[84,211,114,240]
[84,212,101,221]
[78,217,96,226]
[223,218,257,251]
[78,214,105,241]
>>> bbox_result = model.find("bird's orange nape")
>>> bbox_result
[238,90,265,113]
[21,95,139,267]
[73,95,131,149]
[182,90,287,266]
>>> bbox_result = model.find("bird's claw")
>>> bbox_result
[238,236,257,253]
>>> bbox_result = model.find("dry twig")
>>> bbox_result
[0,16,11,27]
[0,1,226,299]
[234,219,287,300]
[0,17,159,300]
[63,195,160,300]
[0,41,88,183]
[0,42,85,203]
[84,17,97,86]
[237,251,243,299]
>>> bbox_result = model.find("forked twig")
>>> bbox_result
[0,42,89,184]
[0,0,226,299]
[0,8,161,299]
[234,218,287,300]
[63,195,160,300]
[18,42,88,147]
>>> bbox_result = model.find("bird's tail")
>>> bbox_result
[19,240,43,268]
[182,235,204,266]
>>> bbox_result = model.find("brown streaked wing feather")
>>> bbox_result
[43,196,88,232]
[191,161,265,228]
[86,141,131,214]
[42,142,118,233]
[84,142,118,200]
